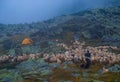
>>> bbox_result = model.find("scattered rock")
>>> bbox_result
[108,64,120,72]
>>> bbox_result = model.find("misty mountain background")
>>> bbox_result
[0,0,120,24]
[0,0,120,55]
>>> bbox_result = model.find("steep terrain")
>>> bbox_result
[0,6,120,55]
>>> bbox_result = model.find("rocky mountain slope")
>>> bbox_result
[0,6,120,55]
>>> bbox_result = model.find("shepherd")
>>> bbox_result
[84,50,91,68]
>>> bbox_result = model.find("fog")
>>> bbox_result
[0,0,119,24]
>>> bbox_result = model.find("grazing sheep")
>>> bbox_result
[0,41,120,67]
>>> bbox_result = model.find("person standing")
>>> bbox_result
[84,50,91,68]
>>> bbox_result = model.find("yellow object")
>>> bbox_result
[22,38,33,45]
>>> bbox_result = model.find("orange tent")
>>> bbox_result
[22,38,33,45]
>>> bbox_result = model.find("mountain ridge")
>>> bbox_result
[0,6,120,55]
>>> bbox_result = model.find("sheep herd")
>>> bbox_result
[0,41,120,67]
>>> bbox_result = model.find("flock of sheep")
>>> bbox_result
[0,41,120,67]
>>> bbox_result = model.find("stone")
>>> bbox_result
[108,64,120,72]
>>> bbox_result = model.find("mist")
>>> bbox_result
[0,0,119,24]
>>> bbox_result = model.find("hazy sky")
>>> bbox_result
[0,0,118,24]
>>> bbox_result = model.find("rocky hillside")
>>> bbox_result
[47,6,120,46]
[0,6,120,55]
[26,6,120,45]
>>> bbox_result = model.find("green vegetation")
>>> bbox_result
[0,6,120,54]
